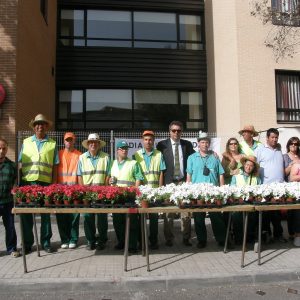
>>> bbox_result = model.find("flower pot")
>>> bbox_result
[215,199,222,206]
[73,199,82,206]
[238,198,244,205]
[286,197,295,203]
[83,199,90,207]
[197,199,205,206]
[63,200,70,206]
[44,200,52,207]
[270,197,277,204]
[140,200,149,208]
[190,199,197,206]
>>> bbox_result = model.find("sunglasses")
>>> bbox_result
[290,143,299,146]
[171,129,182,133]
[229,142,238,145]
[118,147,128,151]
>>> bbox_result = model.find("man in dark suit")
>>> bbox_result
[157,120,195,246]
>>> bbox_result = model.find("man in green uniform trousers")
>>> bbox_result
[19,114,59,253]
[108,140,143,253]
[186,132,227,249]
[78,133,110,251]
[133,130,166,249]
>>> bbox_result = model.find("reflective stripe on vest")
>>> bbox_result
[57,149,81,185]
[239,141,261,156]
[134,149,161,188]
[110,159,136,187]
[80,151,109,185]
[235,174,258,186]
[21,137,56,183]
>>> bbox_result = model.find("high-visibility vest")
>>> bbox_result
[110,159,136,187]
[134,149,161,188]
[239,140,261,156]
[235,174,258,186]
[79,151,109,186]
[21,137,56,183]
[57,149,81,185]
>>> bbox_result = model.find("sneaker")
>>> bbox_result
[197,241,207,249]
[69,243,77,249]
[294,237,300,247]
[10,251,20,258]
[274,236,288,243]
[61,243,69,249]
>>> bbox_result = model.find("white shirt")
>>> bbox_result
[170,138,184,179]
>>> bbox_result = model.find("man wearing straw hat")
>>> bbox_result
[238,125,262,156]
[56,132,82,249]
[77,133,110,251]
[19,114,59,254]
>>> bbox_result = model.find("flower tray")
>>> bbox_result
[91,203,138,208]
[15,203,41,208]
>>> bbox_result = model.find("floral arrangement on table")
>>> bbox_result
[137,182,300,207]
[12,184,140,208]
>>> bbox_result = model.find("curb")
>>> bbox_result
[1,269,300,292]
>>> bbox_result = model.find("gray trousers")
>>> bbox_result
[163,213,191,242]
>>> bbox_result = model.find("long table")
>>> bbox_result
[254,204,300,265]
[12,205,255,273]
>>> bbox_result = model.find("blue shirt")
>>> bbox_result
[134,148,166,171]
[186,152,224,185]
[18,135,59,165]
[254,144,284,183]
[77,151,110,176]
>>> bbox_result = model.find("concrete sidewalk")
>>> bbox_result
[0,216,299,291]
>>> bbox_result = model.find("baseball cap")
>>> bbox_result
[64,132,76,140]
[142,130,155,137]
[116,140,129,149]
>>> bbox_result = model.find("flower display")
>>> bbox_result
[12,182,300,208]
[13,185,141,208]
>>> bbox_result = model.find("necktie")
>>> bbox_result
[174,143,180,178]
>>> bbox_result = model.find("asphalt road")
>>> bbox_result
[1,281,300,300]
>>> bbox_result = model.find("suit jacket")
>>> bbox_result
[157,138,195,184]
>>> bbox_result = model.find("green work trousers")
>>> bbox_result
[56,213,80,244]
[194,212,226,243]
[149,213,158,245]
[21,214,52,249]
[83,213,108,245]
[113,213,139,250]
[232,212,257,244]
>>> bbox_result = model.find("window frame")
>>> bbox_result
[58,8,205,50]
[56,88,207,130]
[275,69,300,123]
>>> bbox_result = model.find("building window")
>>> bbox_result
[272,0,300,26]
[276,71,300,122]
[59,9,203,50]
[57,89,205,130]
[40,0,48,24]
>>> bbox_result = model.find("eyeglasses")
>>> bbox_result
[171,129,182,133]
[229,142,238,145]
[290,143,299,146]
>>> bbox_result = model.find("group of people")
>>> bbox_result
[1,114,300,259]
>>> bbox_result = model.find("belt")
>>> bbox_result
[172,179,184,185]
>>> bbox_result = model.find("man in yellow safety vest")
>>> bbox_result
[108,140,143,253]
[134,130,166,249]
[19,114,59,254]
[77,133,110,251]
